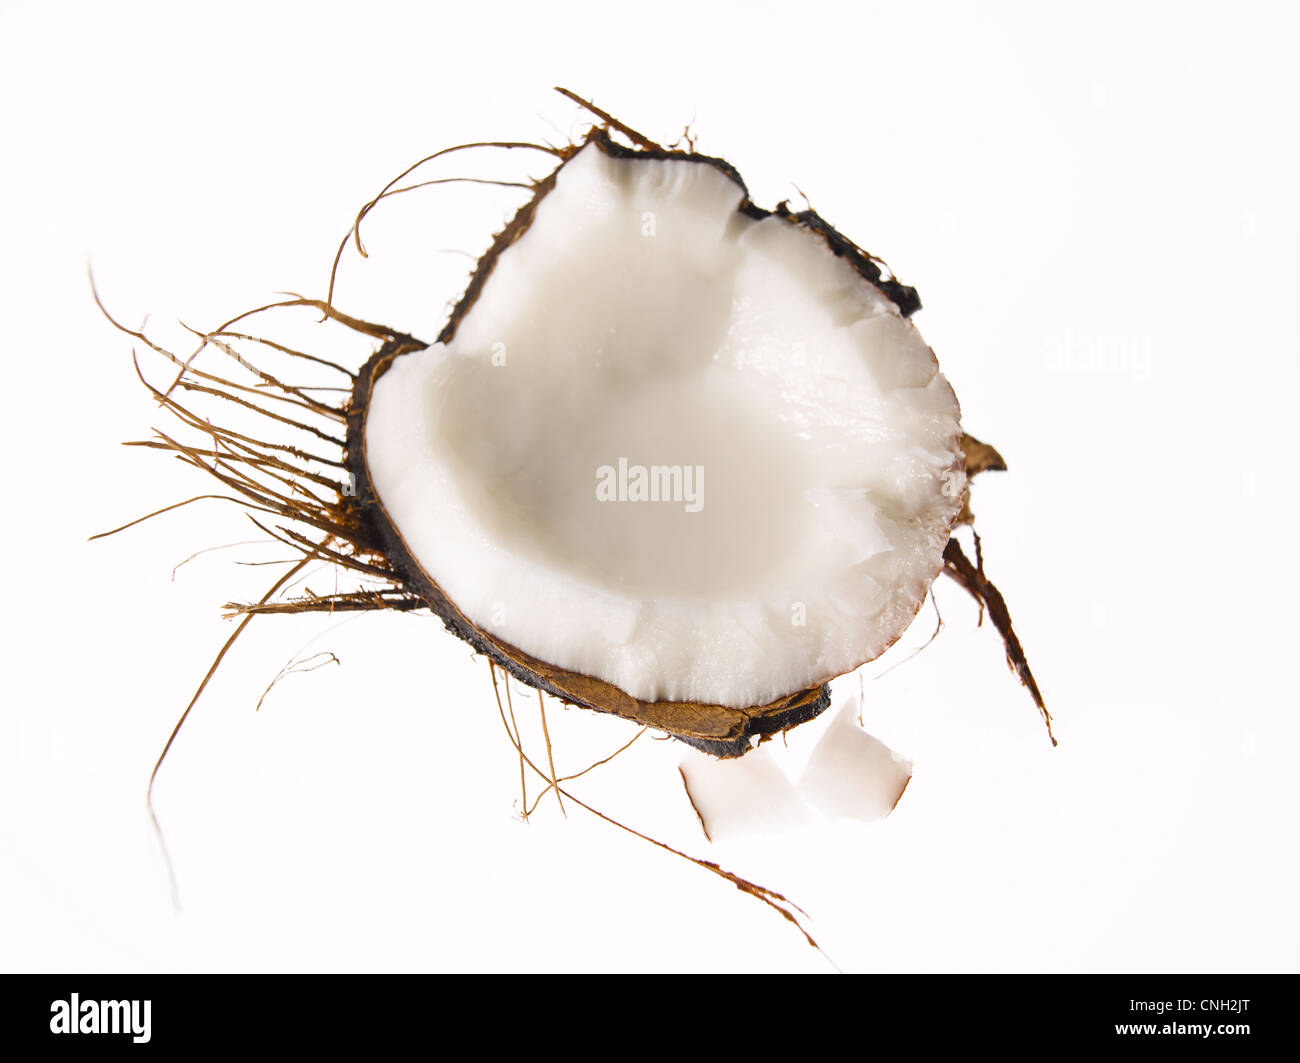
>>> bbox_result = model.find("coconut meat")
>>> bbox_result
[679,745,814,841]
[798,695,913,823]
[678,690,913,838]
[364,141,964,708]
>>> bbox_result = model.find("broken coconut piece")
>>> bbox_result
[799,695,913,824]
[353,131,965,754]
[678,745,815,842]
[678,691,912,838]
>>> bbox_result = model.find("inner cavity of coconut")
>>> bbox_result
[364,141,964,708]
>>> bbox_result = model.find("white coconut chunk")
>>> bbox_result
[678,745,814,841]
[364,141,964,708]
[799,696,913,823]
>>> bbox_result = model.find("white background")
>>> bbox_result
[2,0,1296,973]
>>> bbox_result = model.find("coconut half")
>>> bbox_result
[349,129,966,755]
[95,93,1051,954]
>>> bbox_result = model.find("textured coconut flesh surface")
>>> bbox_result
[365,142,964,708]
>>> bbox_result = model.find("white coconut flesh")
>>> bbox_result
[677,692,913,839]
[679,744,815,841]
[364,141,965,709]
[799,695,913,823]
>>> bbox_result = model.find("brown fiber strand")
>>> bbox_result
[241,517,392,583]
[537,689,565,818]
[88,494,279,541]
[553,87,664,151]
[873,589,946,683]
[256,651,340,712]
[212,432,345,490]
[942,536,1056,746]
[131,351,347,469]
[168,403,347,469]
[270,524,393,579]
[264,383,351,394]
[170,540,265,581]
[326,141,562,312]
[173,350,340,421]
[190,442,335,525]
[161,437,352,543]
[522,727,646,818]
[564,728,646,784]
[166,448,311,519]
[212,295,417,349]
[124,441,346,494]
[374,176,535,202]
[209,441,336,510]
[176,436,332,511]
[147,550,322,909]
[678,767,713,843]
[225,591,419,617]
[166,377,345,448]
[490,662,528,823]
[487,668,823,955]
[207,322,354,378]
[175,326,345,420]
